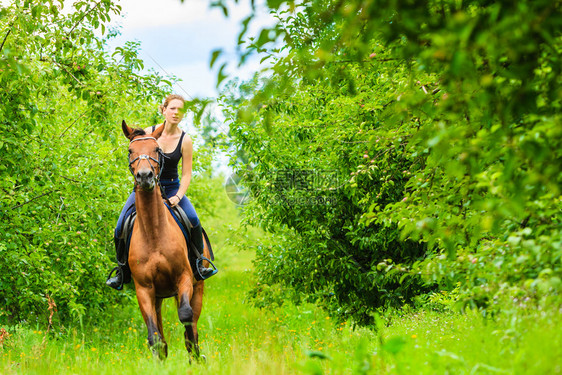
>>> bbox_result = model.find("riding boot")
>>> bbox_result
[190,224,216,280]
[106,237,131,290]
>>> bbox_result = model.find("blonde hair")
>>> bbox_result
[159,94,186,114]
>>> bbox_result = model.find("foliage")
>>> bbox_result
[222,58,433,325]
[215,0,562,322]
[0,0,212,324]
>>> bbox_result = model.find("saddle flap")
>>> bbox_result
[120,211,136,241]
[170,205,215,261]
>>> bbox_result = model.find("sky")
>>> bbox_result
[105,0,275,99]
[102,0,276,175]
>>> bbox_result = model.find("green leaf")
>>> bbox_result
[216,62,228,87]
[210,48,223,69]
[267,0,285,9]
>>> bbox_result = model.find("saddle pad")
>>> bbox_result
[122,206,214,261]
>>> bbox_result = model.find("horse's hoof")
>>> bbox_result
[199,354,207,363]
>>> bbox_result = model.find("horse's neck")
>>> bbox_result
[135,188,168,237]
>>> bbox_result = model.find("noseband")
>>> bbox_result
[128,136,166,185]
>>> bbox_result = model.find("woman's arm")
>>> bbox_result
[169,134,193,207]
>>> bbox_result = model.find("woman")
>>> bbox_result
[106,94,215,290]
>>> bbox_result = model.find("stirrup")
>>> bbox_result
[106,266,124,290]
[196,257,218,281]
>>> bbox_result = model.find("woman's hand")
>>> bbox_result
[169,194,182,207]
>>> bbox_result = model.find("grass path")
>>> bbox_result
[0,242,375,374]
[2,247,561,374]
[1,192,561,374]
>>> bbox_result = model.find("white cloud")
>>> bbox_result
[103,0,277,99]
[113,0,275,33]
[166,60,217,98]
[115,0,227,31]
[167,54,266,98]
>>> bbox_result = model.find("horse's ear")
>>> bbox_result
[151,124,165,139]
[122,120,134,140]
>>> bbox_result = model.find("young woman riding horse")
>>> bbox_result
[106,96,217,359]
[107,94,215,290]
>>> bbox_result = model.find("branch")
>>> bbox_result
[10,189,58,210]
[326,57,401,65]
[0,27,12,54]
[59,109,88,139]
[60,175,81,183]
[67,0,103,36]
[53,60,84,86]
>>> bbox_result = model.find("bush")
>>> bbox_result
[218,0,562,323]
[0,1,213,324]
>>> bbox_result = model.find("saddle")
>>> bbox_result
[119,205,215,263]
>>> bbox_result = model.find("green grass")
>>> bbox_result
[1,184,561,374]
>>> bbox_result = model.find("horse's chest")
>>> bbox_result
[132,249,185,276]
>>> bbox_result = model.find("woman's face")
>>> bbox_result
[163,99,185,125]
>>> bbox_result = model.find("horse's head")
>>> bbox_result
[122,120,165,192]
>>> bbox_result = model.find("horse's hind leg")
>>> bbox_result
[136,286,167,360]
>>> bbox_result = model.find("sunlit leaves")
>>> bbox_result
[218,0,562,318]
[0,0,175,323]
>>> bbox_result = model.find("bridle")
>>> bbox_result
[128,136,167,187]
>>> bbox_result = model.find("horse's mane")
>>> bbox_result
[131,128,146,137]
[127,128,147,141]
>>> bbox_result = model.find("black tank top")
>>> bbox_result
[152,125,185,181]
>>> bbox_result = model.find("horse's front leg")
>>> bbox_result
[155,297,168,358]
[176,279,199,359]
[190,280,205,358]
[136,285,167,360]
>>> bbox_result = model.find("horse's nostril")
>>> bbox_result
[137,170,154,180]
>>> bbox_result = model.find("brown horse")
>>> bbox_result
[122,120,208,360]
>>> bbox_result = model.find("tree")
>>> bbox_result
[215,0,561,322]
[0,0,207,323]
